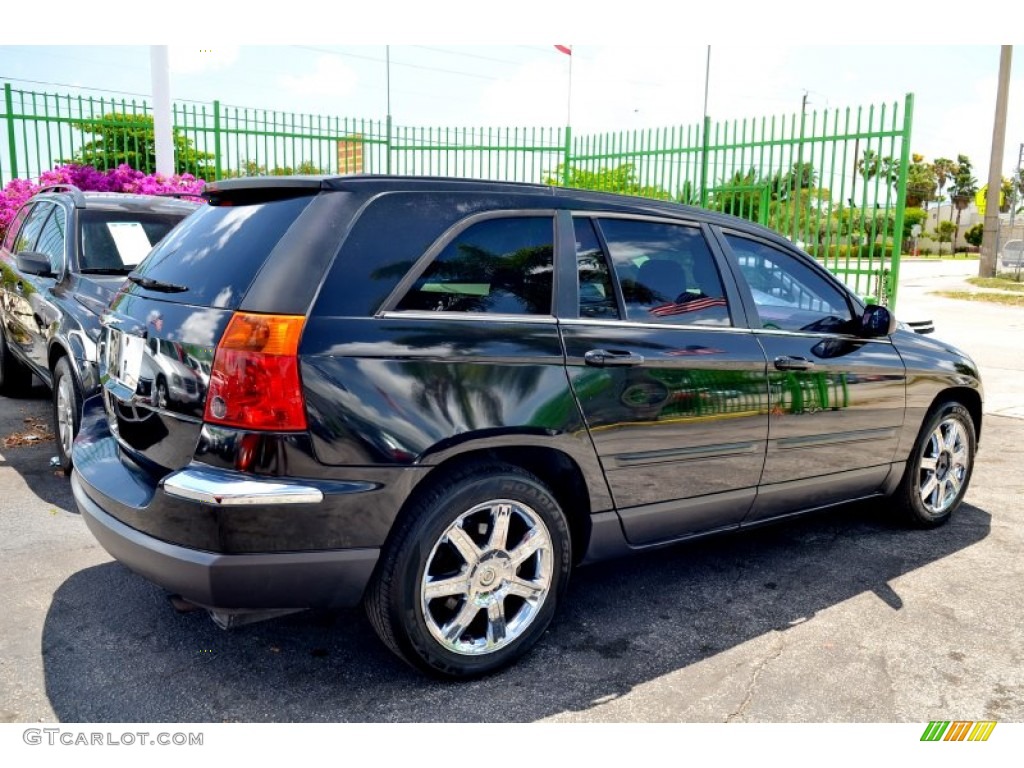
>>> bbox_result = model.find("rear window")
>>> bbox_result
[79,210,187,271]
[128,195,314,309]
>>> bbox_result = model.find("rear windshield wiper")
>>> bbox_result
[80,267,133,275]
[128,274,189,293]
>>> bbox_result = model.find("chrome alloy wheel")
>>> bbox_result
[919,416,970,515]
[56,374,75,457]
[420,499,554,656]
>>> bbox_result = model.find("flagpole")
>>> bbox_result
[566,50,573,127]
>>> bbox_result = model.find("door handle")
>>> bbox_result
[584,349,645,367]
[774,356,814,371]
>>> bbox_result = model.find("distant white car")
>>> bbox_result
[1001,239,1024,269]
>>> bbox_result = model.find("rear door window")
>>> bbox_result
[129,195,314,309]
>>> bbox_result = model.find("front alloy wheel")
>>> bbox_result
[896,402,976,527]
[51,357,83,475]
[917,416,970,516]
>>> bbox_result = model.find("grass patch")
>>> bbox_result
[966,276,1024,292]
[932,290,1024,306]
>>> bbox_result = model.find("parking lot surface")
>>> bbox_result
[1,258,1021,722]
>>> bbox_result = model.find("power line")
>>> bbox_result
[289,45,500,81]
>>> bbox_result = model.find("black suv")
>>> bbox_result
[71,176,982,677]
[0,185,197,470]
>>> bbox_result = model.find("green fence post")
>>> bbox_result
[386,113,392,174]
[700,115,710,208]
[4,83,18,180]
[213,99,222,180]
[887,93,914,312]
[562,125,572,186]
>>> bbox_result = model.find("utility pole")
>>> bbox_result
[980,45,1013,278]
[150,46,174,177]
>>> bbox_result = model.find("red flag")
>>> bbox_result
[554,45,572,56]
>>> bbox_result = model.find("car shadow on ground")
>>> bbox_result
[0,387,74,512]
[40,499,991,722]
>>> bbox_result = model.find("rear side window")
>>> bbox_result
[130,195,314,309]
[396,216,554,315]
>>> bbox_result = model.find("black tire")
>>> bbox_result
[0,329,33,397]
[893,402,976,528]
[51,356,83,475]
[365,463,571,678]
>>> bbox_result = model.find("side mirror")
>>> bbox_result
[860,304,895,338]
[16,251,54,277]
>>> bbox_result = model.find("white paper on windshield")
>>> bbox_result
[106,222,154,267]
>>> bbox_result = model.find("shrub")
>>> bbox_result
[0,163,204,242]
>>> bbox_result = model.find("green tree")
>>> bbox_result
[964,223,984,248]
[69,113,215,178]
[935,220,956,255]
[545,163,671,200]
[902,207,928,242]
[906,154,937,207]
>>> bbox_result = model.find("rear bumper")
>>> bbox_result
[73,469,378,610]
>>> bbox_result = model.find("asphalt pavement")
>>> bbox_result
[0,259,1022,722]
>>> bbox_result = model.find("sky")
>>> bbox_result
[0,7,1020,186]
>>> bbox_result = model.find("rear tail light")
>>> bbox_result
[204,312,307,431]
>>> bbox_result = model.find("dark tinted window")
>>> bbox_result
[574,217,618,319]
[725,235,853,333]
[14,202,51,254]
[598,218,731,326]
[79,210,186,272]
[130,195,314,309]
[35,206,66,272]
[396,216,554,315]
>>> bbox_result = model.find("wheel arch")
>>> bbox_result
[400,445,597,566]
[930,387,982,443]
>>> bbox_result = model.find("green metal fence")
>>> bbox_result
[0,82,912,307]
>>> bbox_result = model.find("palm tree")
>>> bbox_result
[933,157,957,228]
[948,155,978,253]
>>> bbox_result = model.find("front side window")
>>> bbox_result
[3,204,33,252]
[35,206,67,273]
[598,218,731,326]
[396,216,554,315]
[725,234,853,333]
[13,202,52,255]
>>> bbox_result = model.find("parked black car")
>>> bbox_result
[71,176,982,678]
[0,185,197,471]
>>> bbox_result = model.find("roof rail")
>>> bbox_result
[36,184,86,208]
